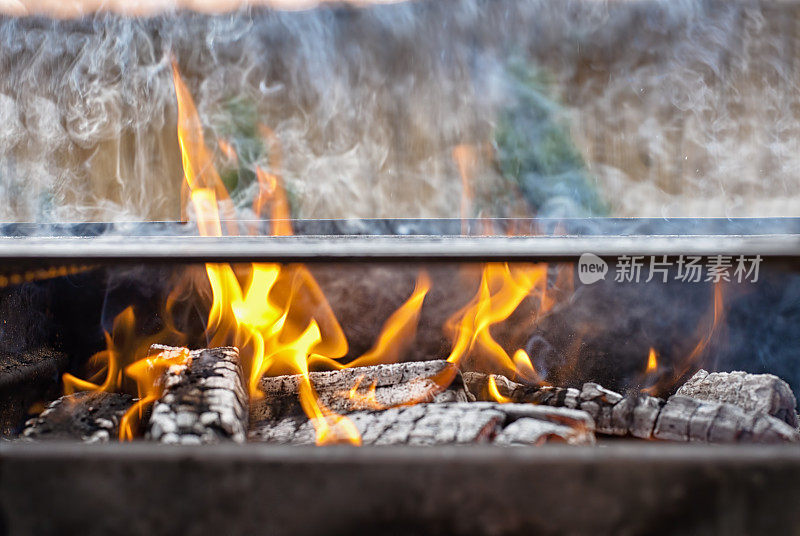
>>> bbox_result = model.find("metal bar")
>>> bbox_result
[1,442,799,535]
[4,217,800,237]
[0,234,796,263]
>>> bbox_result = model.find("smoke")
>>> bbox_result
[0,0,796,223]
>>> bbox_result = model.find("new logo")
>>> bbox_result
[578,253,608,285]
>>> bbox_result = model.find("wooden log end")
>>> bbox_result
[21,391,136,442]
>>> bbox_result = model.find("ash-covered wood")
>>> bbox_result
[676,369,798,428]
[0,348,68,436]
[21,391,135,442]
[251,360,470,423]
[653,395,797,444]
[462,371,548,404]
[464,372,800,443]
[249,402,595,446]
[147,346,248,445]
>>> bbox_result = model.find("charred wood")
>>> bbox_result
[0,348,67,436]
[251,360,470,423]
[21,391,135,442]
[464,372,800,443]
[249,402,595,446]
[676,369,798,428]
[147,346,248,445]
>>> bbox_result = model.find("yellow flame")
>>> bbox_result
[309,271,431,371]
[60,63,570,446]
[119,347,190,441]
[62,307,136,394]
[446,262,549,382]
[645,347,658,375]
[172,62,359,445]
[172,59,238,235]
[344,375,385,411]
[487,375,512,403]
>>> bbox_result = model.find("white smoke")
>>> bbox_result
[0,0,797,223]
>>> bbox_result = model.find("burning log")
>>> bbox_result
[21,391,135,442]
[250,360,470,423]
[463,372,800,443]
[147,346,248,445]
[676,369,799,428]
[249,402,595,446]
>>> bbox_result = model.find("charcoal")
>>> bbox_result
[21,391,135,442]
[465,372,800,443]
[249,402,595,446]
[462,371,543,404]
[654,395,799,444]
[630,395,664,439]
[494,418,584,446]
[251,360,470,423]
[652,395,702,442]
[0,348,68,436]
[676,369,798,428]
[147,346,248,445]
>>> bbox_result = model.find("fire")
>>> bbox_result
[512,349,548,386]
[172,62,359,445]
[172,59,238,235]
[254,124,292,236]
[59,62,569,446]
[119,347,190,441]
[346,375,384,411]
[640,347,660,394]
[645,347,658,375]
[644,282,725,397]
[675,281,725,381]
[452,144,477,233]
[446,262,550,384]
[486,375,512,404]
[309,271,431,371]
[62,308,131,395]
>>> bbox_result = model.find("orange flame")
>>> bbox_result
[62,307,132,395]
[119,347,190,441]
[218,139,238,164]
[672,281,724,384]
[446,262,549,384]
[486,375,512,403]
[60,63,573,446]
[172,59,238,235]
[254,124,292,236]
[452,144,477,234]
[645,347,658,375]
[345,375,385,411]
[640,347,660,395]
[309,271,431,372]
[645,282,725,396]
[172,62,358,445]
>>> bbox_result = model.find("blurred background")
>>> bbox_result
[0,0,797,223]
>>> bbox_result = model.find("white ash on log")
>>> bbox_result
[21,391,135,442]
[249,402,595,446]
[147,345,248,445]
[464,372,800,443]
[676,369,798,428]
[250,360,470,423]
[653,395,798,444]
